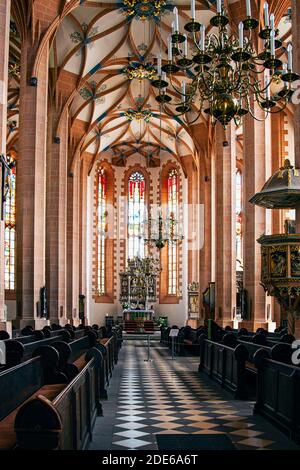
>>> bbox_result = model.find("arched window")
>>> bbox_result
[236,168,243,269]
[167,169,178,295]
[97,167,107,295]
[128,171,145,259]
[4,160,16,291]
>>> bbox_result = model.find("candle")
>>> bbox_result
[168,37,173,61]
[217,0,222,14]
[265,71,270,99]
[287,43,293,70]
[181,81,186,102]
[157,54,162,76]
[171,21,175,34]
[239,22,244,49]
[162,72,167,92]
[270,30,275,56]
[264,2,269,27]
[184,34,188,56]
[173,7,179,32]
[191,0,196,20]
[246,0,251,17]
[282,63,288,87]
[200,24,205,52]
[270,13,275,32]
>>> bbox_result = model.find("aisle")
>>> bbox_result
[88,340,300,451]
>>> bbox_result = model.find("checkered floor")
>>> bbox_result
[89,340,300,451]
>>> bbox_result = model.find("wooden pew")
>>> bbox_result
[51,331,108,400]
[253,349,300,443]
[14,347,103,450]
[0,331,10,340]
[199,333,295,400]
[0,346,68,450]
[99,335,116,384]
[199,334,249,399]
[4,331,72,368]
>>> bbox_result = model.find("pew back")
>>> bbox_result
[0,358,44,420]
[254,357,300,443]
[199,336,248,399]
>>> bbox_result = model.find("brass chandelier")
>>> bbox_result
[152,1,299,127]
[144,207,184,249]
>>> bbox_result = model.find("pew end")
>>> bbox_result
[15,395,62,450]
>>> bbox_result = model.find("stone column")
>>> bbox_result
[241,109,268,331]
[0,0,11,331]
[271,113,284,327]
[79,155,90,325]
[293,0,300,232]
[214,123,236,327]
[67,161,80,326]
[16,39,49,328]
[292,0,300,337]
[46,109,68,325]
[199,151,212,322]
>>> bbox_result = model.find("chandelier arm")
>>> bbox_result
[168,73,192,102]
[160,103,190,119]
[197,72,215,96]
[264,100,289,114]
[247,105,268,121]
[185,106,203,125]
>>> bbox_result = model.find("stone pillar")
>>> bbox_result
[199,152,212,322]
[214,123,236,327]
[16,39,49,328]
[293,0,300,231]
[46,110,68,325]
[185,156,198,284]
[67,161,80,326]
[0,0,11,331]
[292,0,300,337]
[79,155,90,324]
[271,113,284,327]
[241,110,268,331]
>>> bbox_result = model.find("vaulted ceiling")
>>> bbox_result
[7,0,293,170]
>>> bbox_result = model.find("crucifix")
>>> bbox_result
[0,154,12,221]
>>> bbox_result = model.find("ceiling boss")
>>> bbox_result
[152,0,298,128]
[121,0,173,22]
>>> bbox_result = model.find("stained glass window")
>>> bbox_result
[168,169,178,295]
[236,168,243,269]
[128,171,145,259]
[97,167,107,295]
[4,161,16,290]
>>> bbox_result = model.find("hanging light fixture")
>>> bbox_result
[152,1,298,128]
[144,207,184,249]
[143,107,183,250]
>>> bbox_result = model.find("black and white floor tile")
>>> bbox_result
[89,340,300,451]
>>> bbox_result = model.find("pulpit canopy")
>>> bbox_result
[249,159,300,209]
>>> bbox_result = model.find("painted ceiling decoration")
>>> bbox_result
[7,1,292,174]
[124,62,158,81]
[7,17,20,156]
[123,108,153,122]
[120,0,174,22]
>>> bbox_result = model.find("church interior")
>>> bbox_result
[1,0,300,454]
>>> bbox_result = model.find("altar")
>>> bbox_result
[123,309,154,322]
[119,257,160,333]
